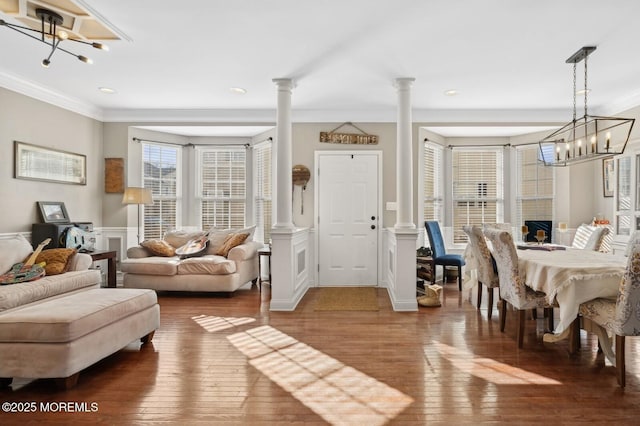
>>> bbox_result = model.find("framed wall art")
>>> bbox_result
[37,201,70,223]
[14,141,86,185]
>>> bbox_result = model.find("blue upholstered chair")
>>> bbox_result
[424,221,465,291]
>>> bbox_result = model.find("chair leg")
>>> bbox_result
[568,317,580,355]
[545,307,555,332]
[500,299,507,332]
[487,287,494,320]
[517,309,526,348]
[458,266,462,291]
[616,335,626,387]
[477,281,483,310]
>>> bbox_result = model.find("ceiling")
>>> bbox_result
[2,0,640,137]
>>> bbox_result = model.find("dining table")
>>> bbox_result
[516,245,627,342]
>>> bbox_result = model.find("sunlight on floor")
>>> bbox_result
[191,314,256,332]
[428,341,561,385]
[228,325,413,426]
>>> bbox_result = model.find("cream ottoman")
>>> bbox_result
[0,288,160,389]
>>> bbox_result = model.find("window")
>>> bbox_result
[254,141,272,243]
[515,145,554,229]
[197,148,246,229]
[451,148,504,243]
[422,142,444,223]
[142,143,180,239]
[616,156,632,235]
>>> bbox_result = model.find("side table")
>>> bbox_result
[257,247,272,291]
[89,250,117,288]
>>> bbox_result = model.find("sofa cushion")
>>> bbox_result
[127,246,152,259]
[121,257,179,275]
[0,234,33,275]
[35,248,77,276]
[0,288,158,343]
[0,270,101,313]
[141,239,175,257]
[216,233,249,257]
[206,229,234,255]
[177,255,236,275]
[164,230,207,249]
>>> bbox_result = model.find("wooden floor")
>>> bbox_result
[2,283,640,425]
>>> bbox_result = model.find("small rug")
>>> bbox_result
[314,287,379,311]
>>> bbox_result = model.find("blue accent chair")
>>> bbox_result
[424,221,466,290]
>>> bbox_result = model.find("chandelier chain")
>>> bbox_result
[572,61,577,122]
[584,53,588,117]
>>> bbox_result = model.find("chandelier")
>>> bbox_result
[0,8,108,67]
[539,46,634,166]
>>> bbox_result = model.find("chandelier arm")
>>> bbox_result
[1,23,55,47]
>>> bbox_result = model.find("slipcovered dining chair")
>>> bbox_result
[577,232,640,387]
[484,228,554,348]
[463,225,499,319]
[424,221,465,290]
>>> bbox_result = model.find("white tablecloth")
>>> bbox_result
[517,247,626,333]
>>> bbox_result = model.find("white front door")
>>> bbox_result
[317,152,379,286]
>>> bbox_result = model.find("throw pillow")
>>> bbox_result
[141,239,176,257]
[163,230,207,249]
[206,229,234,255]
[35,248,77,276]
[216,233,249,257]
[0,234,34,275]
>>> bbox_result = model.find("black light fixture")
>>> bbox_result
[539,46,635,166]
[0,8,108,67]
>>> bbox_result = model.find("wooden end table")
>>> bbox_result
[257,247,272,291]
[89,250,117,288]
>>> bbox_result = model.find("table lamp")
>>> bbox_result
[122,187,154,244]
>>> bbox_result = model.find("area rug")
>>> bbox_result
[314,287,379,311]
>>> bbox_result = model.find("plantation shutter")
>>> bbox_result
[516,146,554,227]
[423,142,443,222]
[199,148,246,230]
[452,148,504,243]
[254,141,272,243]
[142,143,179,239]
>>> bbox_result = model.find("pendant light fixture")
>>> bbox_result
[538,46,634,166]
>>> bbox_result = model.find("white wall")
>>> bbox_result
[0,87,103,233]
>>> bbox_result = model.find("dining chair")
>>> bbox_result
[576,231,640,387]
[424,221,465,290]
[484,228,554,348]
[463,225,499,319]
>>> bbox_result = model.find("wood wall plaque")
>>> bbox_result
[105,158,125,193]
[319,122,378,145]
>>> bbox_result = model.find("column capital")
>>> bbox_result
[272,78,296,90]
[394,77,415,89]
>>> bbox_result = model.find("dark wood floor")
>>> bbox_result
[2,282,640,425]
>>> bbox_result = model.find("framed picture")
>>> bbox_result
[603,158,614,197]
[37,201,70,223]
[14,141,86,185]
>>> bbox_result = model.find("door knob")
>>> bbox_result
[371,216,376,220]
[371,225,376,230]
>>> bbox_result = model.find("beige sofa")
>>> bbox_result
[121,228,261,293]
[0,234,160,389]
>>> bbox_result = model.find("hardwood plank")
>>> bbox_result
[1,284,639,424]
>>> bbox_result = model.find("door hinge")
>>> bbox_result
[318,264,320,272]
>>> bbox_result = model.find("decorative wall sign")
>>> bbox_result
[14,141,86,185]
[319,122,378,145]
[105,158,125,193]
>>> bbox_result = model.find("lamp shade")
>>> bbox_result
[122,187,153,205]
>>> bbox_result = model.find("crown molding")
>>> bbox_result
[0,71,103,121]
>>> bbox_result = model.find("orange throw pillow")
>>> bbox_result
[215,233,249,257]
[35,248,77,276]
[141,239,176,257]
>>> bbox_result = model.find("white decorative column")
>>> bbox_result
[270,78,310,311]
[395,77,416,230]
[387,77,418,311]
[272,78,294,230]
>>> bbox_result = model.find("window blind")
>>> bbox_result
[198,148,246,230]
[452,148,504,243]
[142,143,180,239]
[423,142,443,223]
[515,146,554,228]
[254,141,272,243]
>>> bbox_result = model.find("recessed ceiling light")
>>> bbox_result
[444,89,458,96]
[99,87,116,94]
[230,87,247,94]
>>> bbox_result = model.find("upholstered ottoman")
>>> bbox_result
[0,288,160,388]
